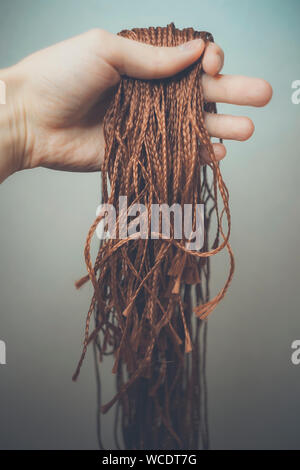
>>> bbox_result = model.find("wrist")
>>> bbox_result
[0,65,29,183]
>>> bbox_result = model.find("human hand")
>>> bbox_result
[0,28,272,182]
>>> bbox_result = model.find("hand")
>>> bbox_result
[0,28,272,182]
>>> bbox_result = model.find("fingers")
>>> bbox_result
[202,42,224,76]
[95,29,205,80]
[201,112,254,164]
[200,143,227,164]
[202,73,273,107]
[205,112,255,141]
[213,143,227,160]
[201,111,255,164]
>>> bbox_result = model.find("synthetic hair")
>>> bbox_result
[73,23,234,446]
[93,244,211,450]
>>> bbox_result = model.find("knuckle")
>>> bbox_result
[86,28,106,43]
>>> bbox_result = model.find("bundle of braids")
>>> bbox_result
[73,23,234,448]
[94,237,211,450]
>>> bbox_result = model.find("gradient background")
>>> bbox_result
[0,0,299,450]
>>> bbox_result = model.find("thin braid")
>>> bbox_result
[74,23,235,449]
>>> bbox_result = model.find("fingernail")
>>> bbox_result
[177,38,204,52]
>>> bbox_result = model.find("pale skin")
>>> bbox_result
[0,28,273,184]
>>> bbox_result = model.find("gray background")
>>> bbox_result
[0,0,299,449]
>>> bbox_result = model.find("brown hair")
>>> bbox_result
[73,23,234,442]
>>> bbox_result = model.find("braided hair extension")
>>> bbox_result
[73,23,235,444]
[93,220,212,450]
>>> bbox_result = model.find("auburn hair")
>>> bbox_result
[73,23,234,448]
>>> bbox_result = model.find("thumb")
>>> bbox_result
[96,29,205,80]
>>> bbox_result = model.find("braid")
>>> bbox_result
[73,23,234,448]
